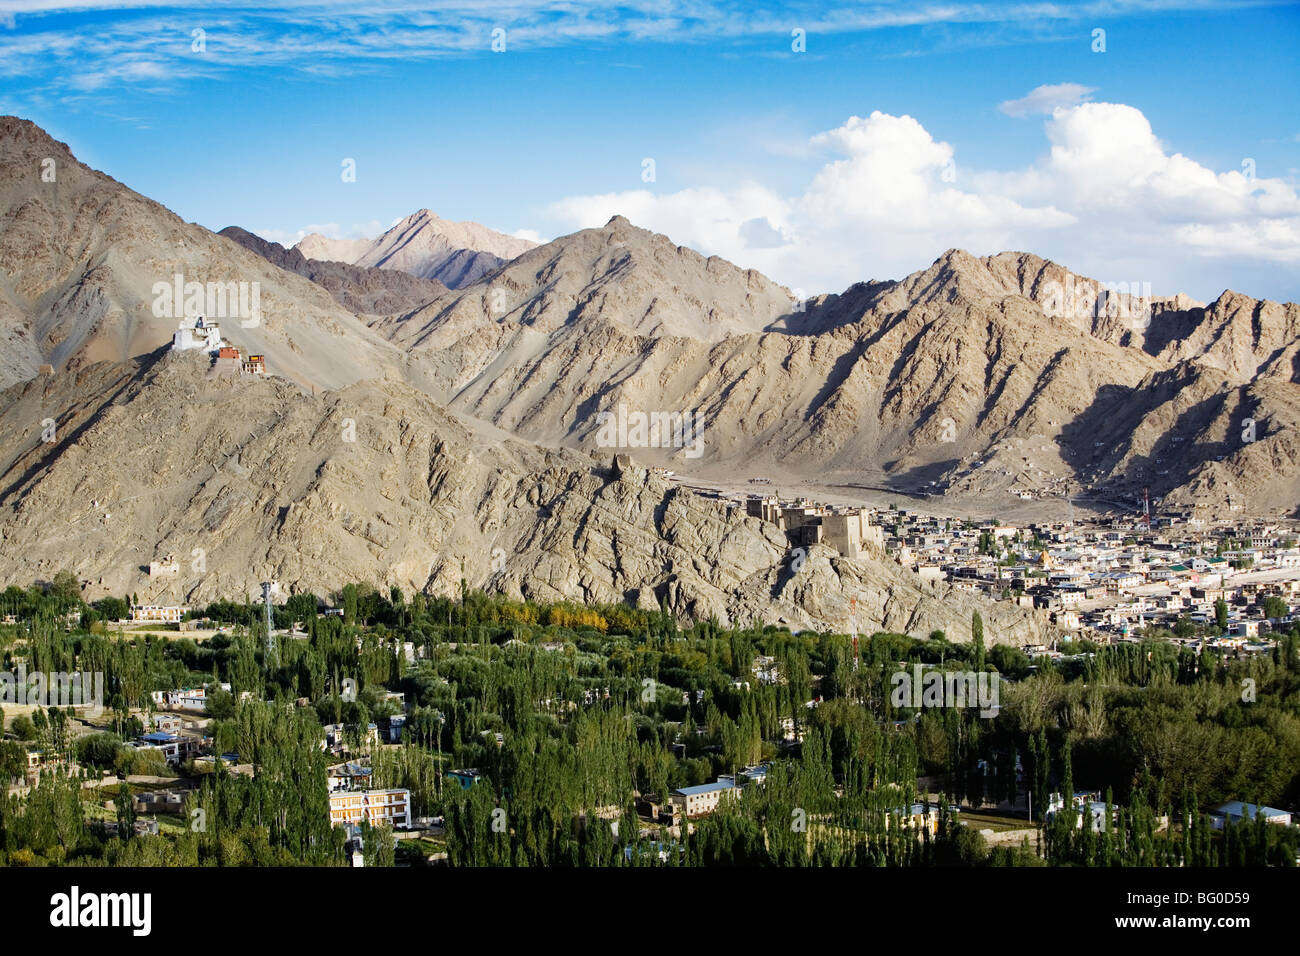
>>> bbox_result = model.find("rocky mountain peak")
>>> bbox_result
[0,115,74,163]
[295,208,536,287]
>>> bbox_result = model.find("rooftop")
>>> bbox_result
[1212,801,1290,820]
[673,780,737,797]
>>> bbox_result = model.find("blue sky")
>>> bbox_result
[1,0,1298,301]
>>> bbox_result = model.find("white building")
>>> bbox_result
[148,556,179,578]
[670,779,738,818]
[1209,801,1292,830]
[132,604,188,623]
[171,315,224,353]
[151,687,213,712]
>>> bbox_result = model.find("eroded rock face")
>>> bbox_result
[377,227,1299,515]
[0,350,1054,643]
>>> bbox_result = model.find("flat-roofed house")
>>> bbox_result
[670,779,738,818]
[328,788,411,828]
[745,495,782,525]
[137,731,203,766]
[132,604,188,623]
[1209,801,1292,830]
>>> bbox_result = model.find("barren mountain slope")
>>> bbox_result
[377,230,1300,514]
[0,349,1057,642]
[0,116,409,392]
[219,226,449,317]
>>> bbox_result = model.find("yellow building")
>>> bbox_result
[328,788,411,828]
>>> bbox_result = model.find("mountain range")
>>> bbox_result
[358,219,1299,518]
[218,226,448,318]
[0,115,1295,640]
[295,209,537,288]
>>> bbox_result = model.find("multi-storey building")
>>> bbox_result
[328,788,411,829]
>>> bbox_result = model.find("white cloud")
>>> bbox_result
[548,183,792,267]
[254,219,385,247]
[738,217,789,249]
[255,228,310,247]
[803,111,1071,233]
[999,83,1095,117]
[541,99,1300,299]
[984,101,1295,220]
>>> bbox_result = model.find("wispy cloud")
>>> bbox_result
[0,0,1278,99]
[999,82,1097,117]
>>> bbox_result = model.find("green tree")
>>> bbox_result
[341,584,359,626]
[11,714,37,741]
[362,821,396,867]
[1261,596,1287,620]
[93,596,129,622]
[0,740,26,784]
[75,732,122,770]
[50,569,81,610]
[116,780,136,836]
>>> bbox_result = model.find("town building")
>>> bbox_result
[822,510,885,559]
[884,803,939,835]
[148,714,183,733]
[447,768,484,790]
[151,686,218,711]
[212,345,242,376]
[148,556,179,578]
[670,779,738,817]
[1209,801,1293,829]
[132,790,186,814]
[135,731,205,766]
[379,714,406,744]
[131,604,188,624]
[328,762,374,792]
[745,495,782,524]
[328,788,411,829]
